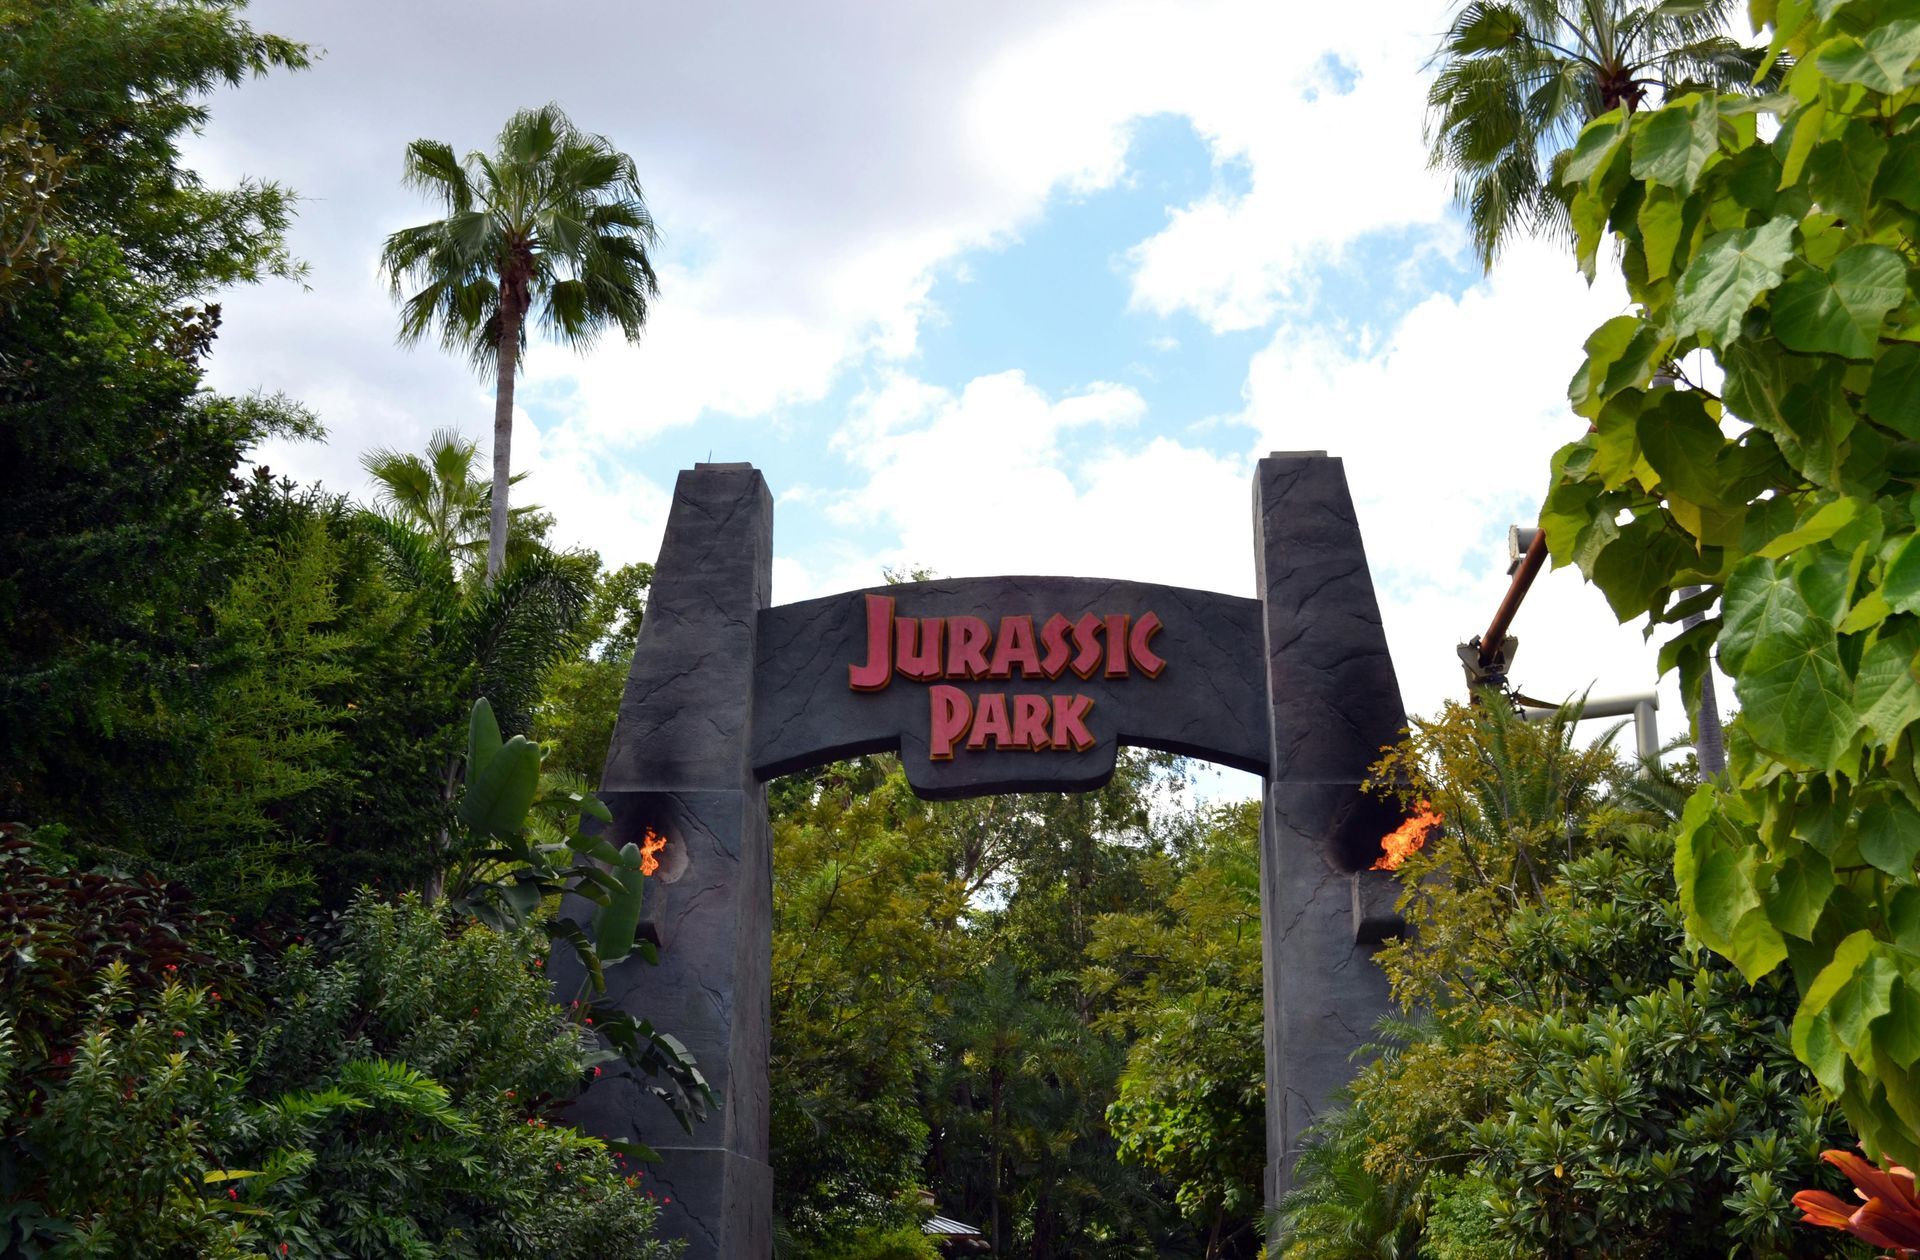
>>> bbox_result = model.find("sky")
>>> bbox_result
[188,0,1694,795]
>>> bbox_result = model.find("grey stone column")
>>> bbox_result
[1253,453,1407,1206]
[556,463,774,1258]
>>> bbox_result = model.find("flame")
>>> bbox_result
[639,828,667,878]
[1372,803,1441,872]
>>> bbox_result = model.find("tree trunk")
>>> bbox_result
[487,299,522,585]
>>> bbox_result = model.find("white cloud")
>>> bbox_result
[1236,235,1701,725]
[183,0,1711,755]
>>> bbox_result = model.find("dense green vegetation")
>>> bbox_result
[766,754,1268,1258]
[1541,0,1920,1175]
[1278,700,1865,1259]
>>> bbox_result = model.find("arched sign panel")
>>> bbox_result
[752,577,1270,795]
[554,453,1408,1258]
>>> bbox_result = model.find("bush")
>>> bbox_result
[0,841,674,1258]
[1279,701,1861,1259]
[806,1222,941,1260]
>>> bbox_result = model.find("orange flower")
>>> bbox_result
[1796,1149,1920,1256]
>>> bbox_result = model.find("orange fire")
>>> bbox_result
[1372,803,1441,872]
[639,828,667,878]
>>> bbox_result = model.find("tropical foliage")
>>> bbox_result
[1277,699,1860,1259]
[1539,0,1920,1166]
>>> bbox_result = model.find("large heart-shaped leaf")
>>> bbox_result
[1674,215,1796,345]
[1806,119,1887,223]
[1632,93,1719,192]
[1771,244,1907,359]
[1867,342,1920,438]
[1815,21,1920,93]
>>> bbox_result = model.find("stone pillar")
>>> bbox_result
[1253,452,1407,1206]
[557,463,773,1258]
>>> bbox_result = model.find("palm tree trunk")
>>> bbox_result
[487,300,522,584]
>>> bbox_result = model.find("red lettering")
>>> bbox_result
[990,615,1041,679]
[947,616,991,678]
[1051,694,1095,751]
[1104,614,1130,679]
[1039,613,1073,678]
[896,616,944,680]
[968,693,1013,749]
[929,685,971,759]
[1069,613,1103,679]
[849,593,894,691]
[1011,694,1051,749]
[1129,611,1166,677]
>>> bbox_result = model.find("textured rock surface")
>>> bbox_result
[554,465,773,1259]
[1254,453,1407,1204]
[753,576,1268,798]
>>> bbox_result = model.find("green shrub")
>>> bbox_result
[805,1222,941,1260]
[1420,1176,1501,1260]
[0,841,674,1258]
[1283,701,1860,1259]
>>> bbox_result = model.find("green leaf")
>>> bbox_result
[1855,625,1920,746]
[1571,316,1642,416]
[1859,796,1920,878]
[1631,93,1719,192]
[1673,216,1797,345]
[1770,848,1837,938]
[605,1139,661,1164]
[1876,134,1920,212]
[1637,389,1728,505]
[1806,120,1888,224]
[1815,21,1920,94]
[457,735,541,838]
[1564,113,1628,186]
[1867,343,1920,438]
[1776,98,1827,190]
[1885,533,1920,613]
[1729,903,1792,979]
[1832,947,1900,1050]
[1798,1008,1848,1090]
[467,697,503,776]
[1771,245,1907,360]
[1698,844,1766,944]
[1793,929,1877,1074]
[1878,980,1920,1068]
[594,841,648,965]
[1720,556,1795,674]
[1738,615,1856,768]
[1755,497,1863,558]
[1674,786,1722,940]
[1639,187,1686,282]
[1592,514,1693,621]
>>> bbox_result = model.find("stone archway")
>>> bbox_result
[553,452,1408,1257]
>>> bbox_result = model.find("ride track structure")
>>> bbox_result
[549,451,1412,1257]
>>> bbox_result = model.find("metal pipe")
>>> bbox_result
[1520,691,1661,762]
[1478,529,1548,666]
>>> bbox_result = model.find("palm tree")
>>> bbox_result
[361,428,540,577]
[1427,0,1771,269]
[361,427,490,568]
[379,104,659,584]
